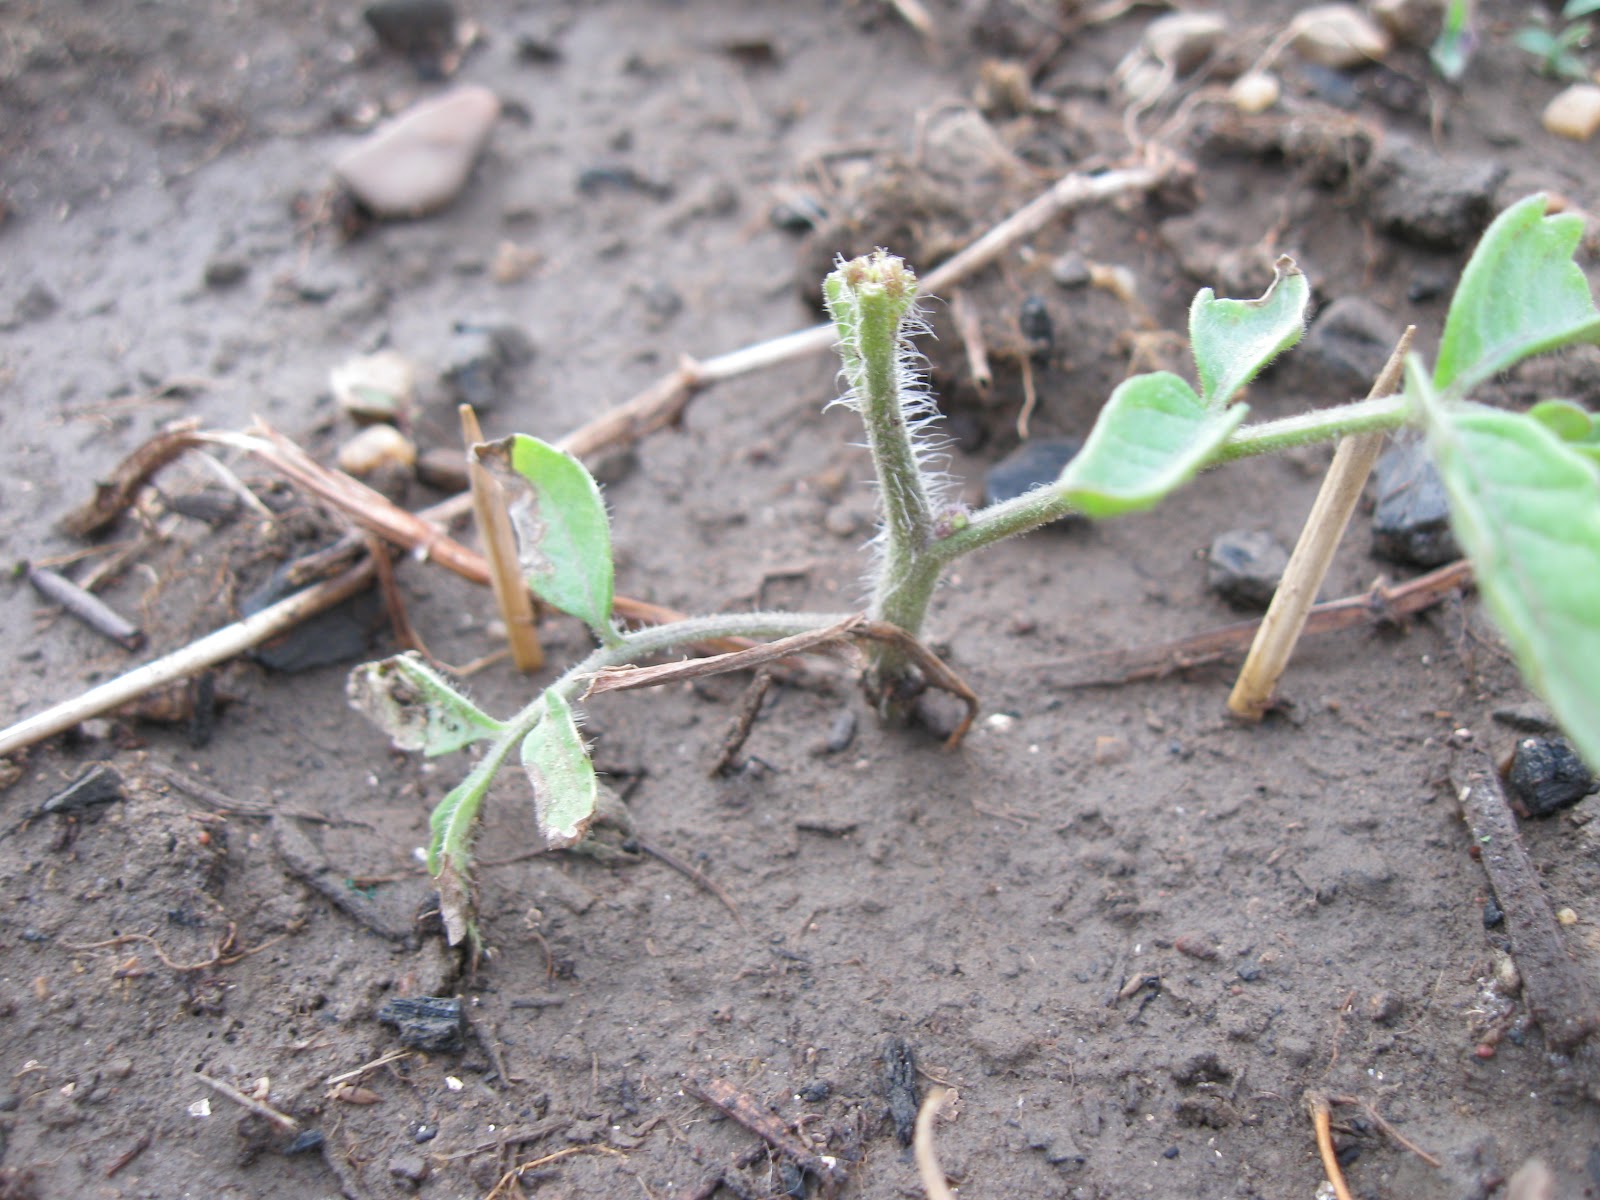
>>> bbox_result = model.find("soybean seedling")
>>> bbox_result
[352,195,1600,951]
[1514,0,1599,81]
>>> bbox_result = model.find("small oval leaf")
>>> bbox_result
[1190,256,1309,409]
[1058,371,1248,517]
[522,690,598,849]
[479,434,615,641]
[348,653,504,756]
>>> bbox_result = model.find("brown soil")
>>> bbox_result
[3,2,1600,1198]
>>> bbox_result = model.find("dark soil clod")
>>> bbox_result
[882,1037,920,1147]
[1507,736,1596,818]
[376,996,466,1053]
[40,763,125,814]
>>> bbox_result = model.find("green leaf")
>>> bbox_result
[1528,399,1600,468]
[1057,372,1249,517]
[1430,0,1474,80]
[1528,398,1594,442]
[347,653,505,756]
[1435,195,1600,395]
[1414,364,1600,768]
[479,434,615,642]
[522,690,598,850]
[1189,256,1309,409]
[1565,0,1600,18]
[426,748,506,946]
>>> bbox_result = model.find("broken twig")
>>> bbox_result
[1306,1091,1355,1200]
[463,405,543,671]
[24,562,146,650]
[1450,748,1600,1052]
[1031,560,1473,688]
[1228,327,1413,719]
[685,1076,842,1192]
[709,670,774,777]
[0,562,374,758]
[195,1071,300,1132]
[583,616,978,748]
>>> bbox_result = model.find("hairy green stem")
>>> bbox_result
[1208,392,1411,465]
[928,393,1414,567]
[824,253,948,705]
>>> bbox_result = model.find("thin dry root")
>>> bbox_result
[914,1086,956,1200]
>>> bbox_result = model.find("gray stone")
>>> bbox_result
[441,318,534,411]
[365,0,456,77]
[983,437,1082,508]
[1371,434,1460,566]
[1206,529,1289,610]
[1367,140,1507,249]
[1050,250,1090,288]
[388,1151,431,1186]
[1302,296,1401,399]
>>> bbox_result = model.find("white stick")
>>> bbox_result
[0,564,374,757]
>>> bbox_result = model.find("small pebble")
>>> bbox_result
[334,85,500,219]
[1050,250,1090,288]
[1289,5,1391,68]
[1370,435,1459,566]
[1543,84,1600,142]
[1236,962,1262,982]
[441,319,534,412]
[337,424,417,476]
[1483,897,1504,928]
[1301,295,1402,397]
[491,241,542,284]
[330,349,416,423]
[1507,736,1595,817]
[1367,140,1506,250]
[1093,735,1129,766]
[1173,933,1218,961]
[416,446,469,492]
[1298,63,1361,110]
[286,1129,325,1155]
[824,506,861,538]
[769,192,827,233]
[1206,529,1288,610]
[1370,0,1445,46]
[388,1152,431,1186]
[1162,1146,1180,1160]
[365,0,456,74]
[1366,991,1404,1025]
[1229,70,1280,114]
[1019,295,1054,360]
[1142,12,1227,73]
[824,709,858,755]
[202,256,249,289]
[983,438,1083,507]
